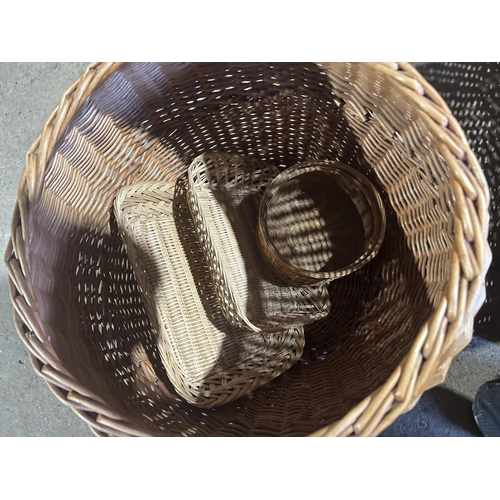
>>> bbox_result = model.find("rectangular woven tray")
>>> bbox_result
[187,152,331,333]
[114,178,305,407]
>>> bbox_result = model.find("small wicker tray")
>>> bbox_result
[114,179,305,407]
[257,160,387,286]
[187,152,331,333]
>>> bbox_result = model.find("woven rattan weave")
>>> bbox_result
[187,151,331,332]
[4,62,490,436]
[257,160,386,286]
[114,179,305,406]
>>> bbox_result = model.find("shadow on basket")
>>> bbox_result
[50,202,433,435]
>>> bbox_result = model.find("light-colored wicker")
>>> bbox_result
[257,160,386,286]
[187,152,331,332]
[113,179,305,407]
[4,62,491,436]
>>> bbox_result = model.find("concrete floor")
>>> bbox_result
[1,62,498,437]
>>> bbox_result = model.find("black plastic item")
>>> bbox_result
[473,378,500,437]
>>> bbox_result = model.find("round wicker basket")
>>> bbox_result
[257,160,387,286]
[4,62,491,437]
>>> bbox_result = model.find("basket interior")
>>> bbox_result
[27,62,454,436]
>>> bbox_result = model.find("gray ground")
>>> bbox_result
[1,62,498,437]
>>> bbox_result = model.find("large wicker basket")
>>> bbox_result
[4,62,490,437]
